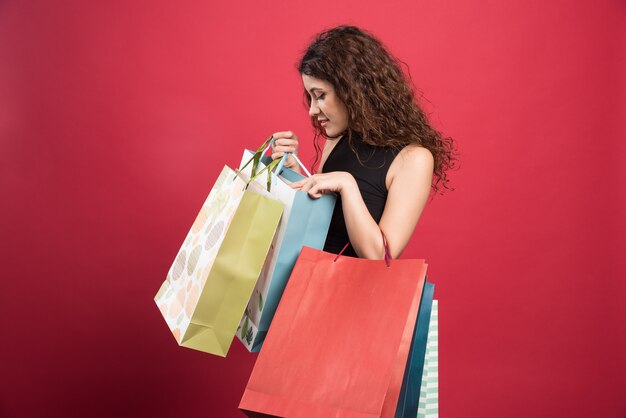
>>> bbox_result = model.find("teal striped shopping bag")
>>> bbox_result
[395,282,434,418]
[417,300,439,418]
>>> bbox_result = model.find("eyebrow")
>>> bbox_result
[308,87,324,94]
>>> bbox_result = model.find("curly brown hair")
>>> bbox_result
[298,25,457,194]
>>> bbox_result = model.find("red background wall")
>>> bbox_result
[1,0,624,417]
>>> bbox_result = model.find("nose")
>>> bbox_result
[308,100,319,117]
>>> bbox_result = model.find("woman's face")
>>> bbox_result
[302,74,349,138]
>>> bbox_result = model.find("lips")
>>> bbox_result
[318,119,329,127]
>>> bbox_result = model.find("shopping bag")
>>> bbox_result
[395,281,435,418]
[154,165,283,356]
[239,244,428,418]
[417,300,438,418]
[236,149,335,352]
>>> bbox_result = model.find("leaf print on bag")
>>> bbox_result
[172,251,186,280]
[241,316,249,340]
[245,326,254,344]
[185,284,200,318]
[203,211,216,232]
[155,277,170,300]
[206,190,229,221]
[205,221,224,251]
[195,268,203,281]
[200,264,212,287]
[187,245,202,275]
[204,188,231,231]
[258,292,263,312]
[191,206,208,233]
[169,297,183,319]
[157,302,168,318]
[213,169,230,189]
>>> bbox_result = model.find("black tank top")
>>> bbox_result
[322,131,401,257]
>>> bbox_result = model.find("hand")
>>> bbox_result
[271,131,299,170]
[290,172,357,199]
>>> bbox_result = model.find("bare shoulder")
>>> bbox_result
[387,144,434,188]
[396,144,434,167]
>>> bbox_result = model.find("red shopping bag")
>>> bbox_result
[239,241,427,417]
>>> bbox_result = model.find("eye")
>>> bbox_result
[315,93,326,100]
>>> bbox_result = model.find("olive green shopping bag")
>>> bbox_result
[154,166,283,356]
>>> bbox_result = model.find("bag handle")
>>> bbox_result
[275,150,312,178]
[333,228,392,267]
[237,136,311,191]
[237,135,274,181]
[261,137,311,177]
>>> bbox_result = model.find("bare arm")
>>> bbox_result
[377,145,433,258]
[292,144,434,259]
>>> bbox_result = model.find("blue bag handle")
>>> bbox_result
[240,136,312,191]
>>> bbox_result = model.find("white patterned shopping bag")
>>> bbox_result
[417,300,438,418]
[154,166,283,356]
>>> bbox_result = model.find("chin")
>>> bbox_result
[324,127,337,137]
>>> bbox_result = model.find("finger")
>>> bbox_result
[299,178,314,193]
[272,131,294,139]
[271,151,285,160]
[274,138,298,147]
[272,139,294,150]
[307,185,322,199]
[292,178,312,189]
[273,145,297,154]
[280,155,295,169]
[290,179,305,188]
[286,154,298,168]
[273,142,296,150]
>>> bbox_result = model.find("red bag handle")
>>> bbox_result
[334,228,392,267]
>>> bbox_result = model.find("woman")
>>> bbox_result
[271,25,456,259]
